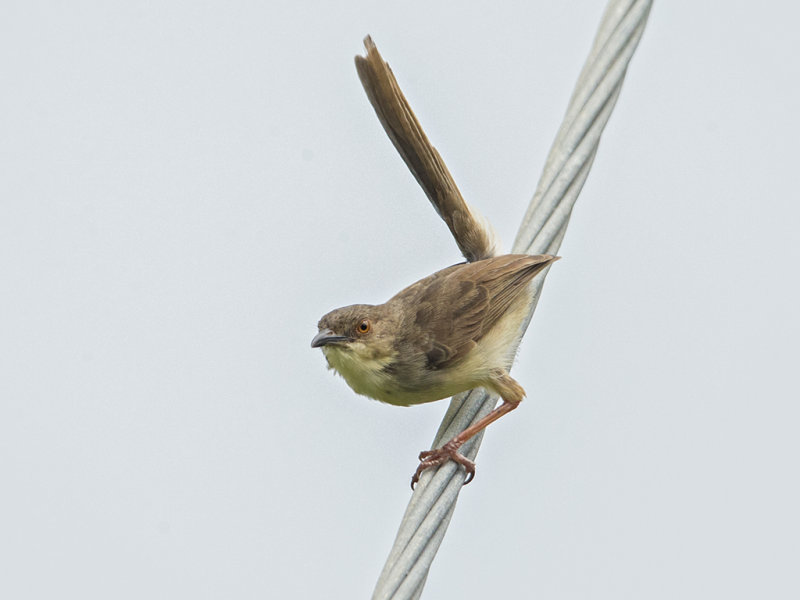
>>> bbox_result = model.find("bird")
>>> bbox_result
[311,253,558,487]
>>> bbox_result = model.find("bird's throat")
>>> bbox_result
[322,344,396,402]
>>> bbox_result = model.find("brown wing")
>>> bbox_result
[392,254,557,369]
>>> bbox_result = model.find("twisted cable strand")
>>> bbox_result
[372,2,652,597]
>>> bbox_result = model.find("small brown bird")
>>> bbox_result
[312,253,558,487]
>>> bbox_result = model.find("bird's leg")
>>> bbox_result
[411,370,525,489]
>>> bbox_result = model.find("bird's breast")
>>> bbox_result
[322,344,463,406]
[322,344,397,401]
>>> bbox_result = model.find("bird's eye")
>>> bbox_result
[357,319,371,334]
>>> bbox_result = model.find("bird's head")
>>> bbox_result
[311,304,400,397]
[311,304,397,362]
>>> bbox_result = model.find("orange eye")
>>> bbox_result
[357,319,371,334]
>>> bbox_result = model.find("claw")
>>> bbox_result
[410,440,476,489]
[463,468,475,485]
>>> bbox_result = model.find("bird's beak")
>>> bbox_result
[311,329,350,348]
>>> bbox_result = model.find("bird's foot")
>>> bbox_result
[410,439,476,489]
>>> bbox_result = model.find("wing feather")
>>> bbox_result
[393,254,556,370]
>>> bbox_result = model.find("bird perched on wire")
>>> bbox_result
[312,253,558,487]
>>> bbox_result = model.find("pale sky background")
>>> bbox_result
[2,1,799,598]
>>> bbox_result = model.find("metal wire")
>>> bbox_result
[372,2,653,598]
